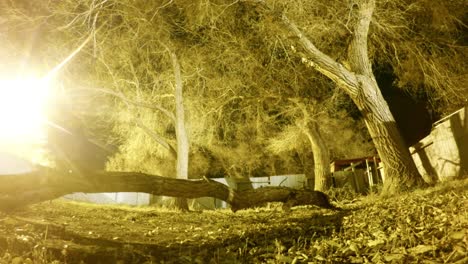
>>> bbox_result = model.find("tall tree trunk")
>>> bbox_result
[352,76,425,193]
[345,0,424,193]
[171,52,190,211]
[302,121,331,192]
[278,0,425,194]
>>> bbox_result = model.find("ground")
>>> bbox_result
[0,179,467,264]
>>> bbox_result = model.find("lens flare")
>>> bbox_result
[0,78,50,144]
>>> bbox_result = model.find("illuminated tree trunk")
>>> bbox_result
[302,121,331,191]
[352,75,424,193]
[280,0,425,194]
[171,52,190,211]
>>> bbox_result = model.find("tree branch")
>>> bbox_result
[134,119,178,159]
[0,168,336,212]
[280,14,360,96]
[98,88,176,123]
[348,0,375,76]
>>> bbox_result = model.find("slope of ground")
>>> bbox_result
[0,178,466,264]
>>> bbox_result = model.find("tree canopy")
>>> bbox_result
[0,0,466,181]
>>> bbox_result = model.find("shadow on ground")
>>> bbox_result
[0,202,350,263]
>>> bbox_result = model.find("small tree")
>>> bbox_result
[267,98,373,191]
[102,48,191,210]
[294,103,331,192]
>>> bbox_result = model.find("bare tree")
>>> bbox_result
[9,0,458,198]
[291,101,332,191]
[301,121,330,191]
[87,47,191,210]
[274,0,425,194]
[125,49,190,210]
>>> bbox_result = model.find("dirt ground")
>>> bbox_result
[0,201,342,263]
[0,179,467,264]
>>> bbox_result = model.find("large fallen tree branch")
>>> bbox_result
[0,167,336,212]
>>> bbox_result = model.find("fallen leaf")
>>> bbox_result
[449,231,465,240]
[408,245,435,254]
[367,239,385,247]
[383,253,404,262]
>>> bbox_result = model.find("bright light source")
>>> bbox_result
[0,78,50,144]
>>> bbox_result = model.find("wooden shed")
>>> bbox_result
[330,157,383,193]
[410,107,468,182]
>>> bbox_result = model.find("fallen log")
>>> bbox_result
[0,167,335,212]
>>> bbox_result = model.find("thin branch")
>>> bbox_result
[97,88,176,123]
[150,0,174,22]
[88,87,178,158]
[43,24,104,81]
[134,119,178,159]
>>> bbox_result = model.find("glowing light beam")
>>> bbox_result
[0,78,50,144]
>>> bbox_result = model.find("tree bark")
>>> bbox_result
[278,0,425,194]
[171,51,190,211]
[352,76,425,192]
[302,121,331,192]
[344,0,425,193]
[0,168,336,212]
